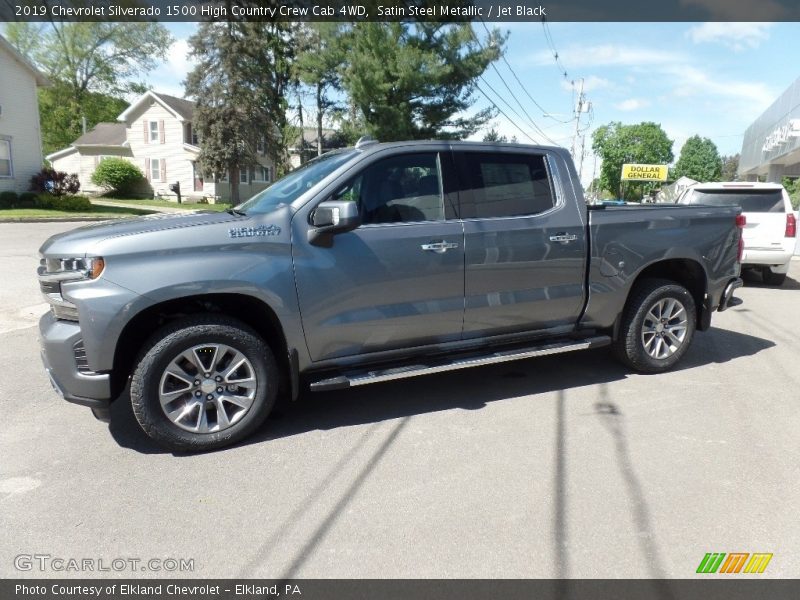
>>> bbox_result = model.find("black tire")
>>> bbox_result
[613,278,697,373]
[130,314,278,452]
[762,268,786,286]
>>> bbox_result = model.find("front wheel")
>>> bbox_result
[130,315,278,452]
[613,279,697,373]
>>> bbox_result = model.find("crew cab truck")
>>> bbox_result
[37,141,744,451]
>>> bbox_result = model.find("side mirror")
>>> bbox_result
[309,200,361,246]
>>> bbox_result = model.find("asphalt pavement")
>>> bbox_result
[1,222,798,579]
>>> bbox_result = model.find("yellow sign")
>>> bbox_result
[621,163,668,181]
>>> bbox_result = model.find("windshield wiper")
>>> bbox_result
[227,208,247,216]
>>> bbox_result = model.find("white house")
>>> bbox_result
[48,91,277,203]
[0,35,48,193]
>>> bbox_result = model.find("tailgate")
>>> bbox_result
[742,211,786,249]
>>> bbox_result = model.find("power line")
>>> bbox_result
[478,19,573,126]
[471,24,559,144]
[474,81,541,145]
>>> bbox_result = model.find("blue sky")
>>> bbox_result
[145,21,798,184]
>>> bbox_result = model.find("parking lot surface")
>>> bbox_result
[1,222,798,579]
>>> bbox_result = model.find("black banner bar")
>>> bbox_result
[3,579,800,600]
[3,0,800,23]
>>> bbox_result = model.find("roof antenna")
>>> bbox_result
[355,135,378,149]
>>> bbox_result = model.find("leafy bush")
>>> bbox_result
[91,158,144,194]
[29,168,80,196]
[0,191,18,209]
[18,192,38,207]
[34,194,92,212]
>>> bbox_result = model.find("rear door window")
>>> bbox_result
[457,152,556,219]
[687,190,785,213]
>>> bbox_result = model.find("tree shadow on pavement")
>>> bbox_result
[107,326,775,455]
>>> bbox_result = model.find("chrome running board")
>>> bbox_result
[309,335,611,391]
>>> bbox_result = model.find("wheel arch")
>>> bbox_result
[111,293,290,398]
[615,258,708,338]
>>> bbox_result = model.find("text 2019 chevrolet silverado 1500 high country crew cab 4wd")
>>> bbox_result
[38,141,744,451]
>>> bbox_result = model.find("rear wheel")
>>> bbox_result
[613,279,697,373]
[762,267,786,286]
[131,315,278,452]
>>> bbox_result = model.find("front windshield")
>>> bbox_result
[236,150,359,214]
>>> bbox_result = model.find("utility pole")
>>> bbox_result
[571,78,590,166]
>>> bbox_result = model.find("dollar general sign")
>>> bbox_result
[621,163,668,181]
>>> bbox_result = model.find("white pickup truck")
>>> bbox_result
[678,181,797,285]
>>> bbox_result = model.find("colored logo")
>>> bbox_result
[696,552,773,574]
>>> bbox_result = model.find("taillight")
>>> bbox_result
[786,213,797,238]
[736,213,746,262]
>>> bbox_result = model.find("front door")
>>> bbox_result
[292,150,465,362]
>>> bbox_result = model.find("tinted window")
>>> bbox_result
[685,189,785,213]
[334,153,444,224]
[462,153,555,218]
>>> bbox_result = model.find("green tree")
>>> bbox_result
[673,135,722,182]
[185,21,293,203]
[340,23,504,141]
[39,84,127,156]
[482,127,508,143]
[720,154,740,181]
[294,23,346,158]
[5,22,171,154]
[592,122,674,200]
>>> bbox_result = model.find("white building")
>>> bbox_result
[0,35,48,193]
[48,91,277,202]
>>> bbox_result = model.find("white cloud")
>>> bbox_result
[148,38,196,98]
[560,75,610,93]
[528,44,686,69]
[662,65,774,109]
[686,22,773,51]
[615,98,650,111]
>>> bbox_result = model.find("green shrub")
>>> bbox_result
[17,192,37,208]
[34,194,92,212]
[91,158,144,195]
[0,191,18,209]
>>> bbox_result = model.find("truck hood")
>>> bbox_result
[39,211,242,256]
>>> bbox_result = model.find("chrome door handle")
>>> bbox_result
[549,233,578,244]
[421,241,459,253]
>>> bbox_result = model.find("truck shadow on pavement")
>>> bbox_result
[108,326,775,455]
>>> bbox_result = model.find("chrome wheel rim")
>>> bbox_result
[158,344,257,433]
[641,298,688,360]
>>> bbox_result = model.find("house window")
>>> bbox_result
[150,158,162,181]
[149,121,159,143]
[254,166,272,183]
[240,169,249,184]
[0,139,12,178]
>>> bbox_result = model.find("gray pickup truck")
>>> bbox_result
[38,141,744,451]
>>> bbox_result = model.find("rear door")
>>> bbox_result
[454,149,587,338]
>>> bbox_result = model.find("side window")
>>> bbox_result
[462,153,555,218]
[336,153,444,225]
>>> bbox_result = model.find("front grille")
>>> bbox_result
[73,340,95,374]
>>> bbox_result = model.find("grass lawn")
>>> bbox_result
[0,205,155,219]
[98,198,232,212]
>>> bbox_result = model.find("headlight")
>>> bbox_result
[40,256,105,280]
[37,256,105,322]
